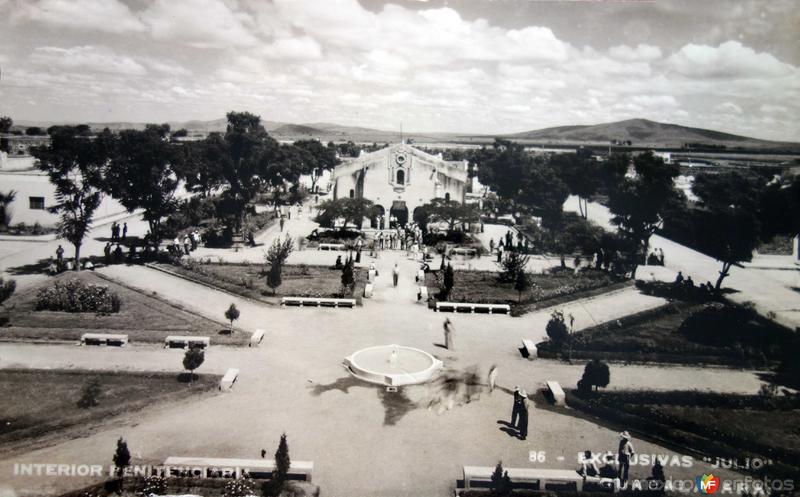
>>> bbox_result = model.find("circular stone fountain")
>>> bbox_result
[344,344,443,386]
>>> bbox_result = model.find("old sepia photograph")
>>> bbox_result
[0,0,798,496]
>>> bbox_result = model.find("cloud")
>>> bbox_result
[608,44,663,62]
[262,36,322,60]
[11,0,145,33]
[716,102,743,114]
[141,0,258,48]
[30,46,147,76]
[667,40,795,78]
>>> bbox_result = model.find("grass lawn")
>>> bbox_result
[0,369,219,451]
[0,271,245,345]
[155,261,367,303]
[538,301,797,366]
[424,267,624,312]
[568,390,800,478]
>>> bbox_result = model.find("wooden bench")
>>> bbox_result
[435,302,510,314]
[318,243,346,251]
[462,466,619,493]
[546,380,566,406]
[281,297,356,308]
[219,368,239,391]
[250,329,265,347]
[162,456,314,482]
[164,335,210,349]
[80,333,129,347]
[521,339,537,359]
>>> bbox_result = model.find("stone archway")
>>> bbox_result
[390,200,408,227]
[371,205,386,229]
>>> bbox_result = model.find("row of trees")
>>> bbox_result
[31,112,340,269]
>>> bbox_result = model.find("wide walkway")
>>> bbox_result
[564,196,800,330]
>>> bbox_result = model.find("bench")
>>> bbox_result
[219,368,239,391]
[318,243,346,251]
[418,286,428,302]
[521,339,537,359]
[162,456,314,482]
[450,247,478,257]
[281,297,356,308]
[546,380,566,406]
[165,335,210,349]
[462,466,619,493]
[435,302,510,314]
[250,329,265,347]
[80,333,129,347]
[364,283,374,298]
[416,269,425,282]
[368,269,377,282]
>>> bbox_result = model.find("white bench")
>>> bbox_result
[281,297,356,308]
[521,339,537,359]
[546,380,566,406]
[318,243,346,251]
[418,286,428,302]
[368,269,377,282]
[462,466,619,492]
[416,269,425,282]
[364,283,374,298]
[219,368,239,391]
[435,302,511,314]
[250,329,265,347]
[80,333,129,347]
[450,247,478,257]
[165,335,210,349]
[162,456,314,482]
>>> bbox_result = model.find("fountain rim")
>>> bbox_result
[344,344,443,386]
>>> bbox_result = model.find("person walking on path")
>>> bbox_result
[443,318,454,350]
[392,263,400,287]
[183,234,191,255]
[122,222,128,241]
[488,364,498,393]
[618,431,635,487]
[517,391,529,440]
[511,386,524,426]
[111,221,119,241]
[279,216,285,232]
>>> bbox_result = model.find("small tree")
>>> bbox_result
[514,269,530,302]
[77,378,101,408]
[182,346,205,382]
[490,461,513,497]
[341,257,355,293]
[225,303,240,334]
[580,358,610,392]
[267,263,283,295]
[546,310,569,347]
[497,250,529,282]
[112,437,131,479]
[271,432,291,496]
[442,263,455,300]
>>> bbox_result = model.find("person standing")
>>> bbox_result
[55,245,64,264]
[489,239,495,253]
[190,231,198,251]
[183,234,191,255]
[496,247,503,263]
[511,386,524,426]
[488,364,498,393]
[443,318,454,350]
[103,242,112,265]
[111,221,119,241]
[518,391,529,440]
[618,431,635,487]
[122,222,128,241]
[279,216,285,232]
[392,263,399,287]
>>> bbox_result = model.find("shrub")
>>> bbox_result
[580,359,610,392]
[0,277,16,304]
[35,279,121,313]
[77,378,101,408]
[223,477,255,497]
[546,310,569,345]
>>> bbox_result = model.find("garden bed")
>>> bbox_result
[0,271,244,345]
[566,389,800,479]
[536,301,798,367]
[153,261,367,304]
[424,268,624,315]
[0,369,219,451]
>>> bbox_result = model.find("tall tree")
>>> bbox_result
[607,151,680,267]
[552,148,599,219]
[265,235,294,294]
[105,127,179,247]
[174,136,225,196]
[33,126,109,270]
[0,116,12,133]
[0,189,17,227]
[315,197,374,230]
[272,433,291,496]
[293,139,340,192]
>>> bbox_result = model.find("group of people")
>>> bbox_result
[577,431,650,489]
[47,244,96,273]
[646,247,666,266]
[109,221,127,242]
[490,230,530,259]
[374,225,423,254]
[674,271,717,296]
[170,231,201,256]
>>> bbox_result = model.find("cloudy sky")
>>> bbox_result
[0,0,798,140]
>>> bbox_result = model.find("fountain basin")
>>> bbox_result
[344,344,443,386]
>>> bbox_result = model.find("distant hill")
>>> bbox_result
[12,117,799,151]
[499,118,798,150]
